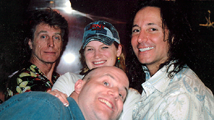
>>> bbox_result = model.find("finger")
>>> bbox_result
[50,90,69,107]
[57,93,69,107]
[47,89,51,92]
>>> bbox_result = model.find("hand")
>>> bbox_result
[47,89,69,107]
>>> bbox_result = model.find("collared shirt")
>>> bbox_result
[5,62,59,100]
[0,92,85,120]
[133,64,214,120]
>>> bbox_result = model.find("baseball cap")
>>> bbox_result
[82,21,120,49]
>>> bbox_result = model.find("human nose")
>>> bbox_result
[47,37,54,47]
[137,30,148,43]
[108,87,119,100]
[94,49,102,58]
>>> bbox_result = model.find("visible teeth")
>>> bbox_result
[100,99,112,108]
[139,47,154,52]
[94,61,105,64]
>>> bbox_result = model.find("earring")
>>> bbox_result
[117,57,120,63]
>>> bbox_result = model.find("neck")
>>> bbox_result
[30,57,56,83]
[146,59,169,76]
[146,64,159,76]
[69,92,78,103]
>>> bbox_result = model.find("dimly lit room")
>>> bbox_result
[0,0,214,119]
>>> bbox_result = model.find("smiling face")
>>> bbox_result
[28,23,63,64]
[84,41,122,69]
[131,7,169,75]
[77,66,129,120]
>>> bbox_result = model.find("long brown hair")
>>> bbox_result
[79,41,126,75]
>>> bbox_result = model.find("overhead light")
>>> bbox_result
[63,53,76,64]
[62,1,72,13]
[63,7,72,14]
[50,1,54,4]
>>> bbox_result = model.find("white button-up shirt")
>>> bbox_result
[133,64,214,120]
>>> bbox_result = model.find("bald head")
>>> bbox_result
[74,66,129,120]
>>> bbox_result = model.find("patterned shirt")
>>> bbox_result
[5,62,59,100]
[133,63,214,120]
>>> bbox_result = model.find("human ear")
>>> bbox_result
[116,44,122,57]
[28,39,33,49]
[74,79,85,94]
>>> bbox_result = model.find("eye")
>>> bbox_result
[102,46,109,49]
[132,26,140,33]
[148,28,158,32]
[132,29,140,33]
[86,48,93,51]
[119,93,123,98]
[54,36,59,40]
[103,81,109,86]
[41,35,47,39]
[53,35,61,41]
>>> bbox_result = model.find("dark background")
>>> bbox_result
[0,0,213,93]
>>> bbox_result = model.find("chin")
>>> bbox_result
[42,59,57,64]
[43,57,58,62]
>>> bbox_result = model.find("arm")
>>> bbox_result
[52,72,82,97]
[51,72,82,107]
[0,92,72,120]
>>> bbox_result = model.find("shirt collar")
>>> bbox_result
[142,62,175,96]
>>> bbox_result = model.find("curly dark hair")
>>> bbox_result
[126,0,198,93]
[23,8,68,61]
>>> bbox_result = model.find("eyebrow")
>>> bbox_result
[37,31,61,36]
[36,30,47,36]
[133,23,158,27]
[104,74,128,97]
[132,24,139,28]
[147,23,155,25]
[86,42,107,47]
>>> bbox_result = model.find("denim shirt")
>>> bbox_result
[0,92,85,120]
[133,64,214,120]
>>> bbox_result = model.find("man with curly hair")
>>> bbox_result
[5,8,68,101]
[125,0,214,119]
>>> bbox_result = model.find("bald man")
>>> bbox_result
[0,66,129,120]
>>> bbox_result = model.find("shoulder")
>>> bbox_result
[56,72,83,84]
[163,67,214,119]
[9,63,40,79]
[59,72,83,80]
[0,92,72,119]
[166,67,214,105]
[52,72,82,96]
[174,67,212,95]
[1,92,63,110]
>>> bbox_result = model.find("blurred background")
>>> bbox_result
[0,0,213,93]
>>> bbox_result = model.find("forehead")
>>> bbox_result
[85,41,116,48]
[86,41,105,46]
[35,23,61,34]
[134,7,162,24]
[90,67,129,87]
